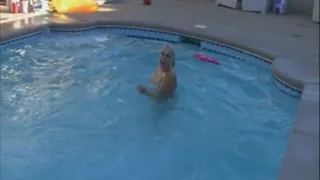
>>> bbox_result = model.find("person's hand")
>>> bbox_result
[136,85,147,94]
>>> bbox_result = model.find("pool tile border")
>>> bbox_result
[0,25,301,98]
[50,25,272,62]
[273,76,302,99]
[0,30,46,46]
[102,27,181,42]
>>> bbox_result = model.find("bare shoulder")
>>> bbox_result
[164,69,177,90]
[164,69,176,80]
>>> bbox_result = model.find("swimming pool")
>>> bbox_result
[0,29,299,180]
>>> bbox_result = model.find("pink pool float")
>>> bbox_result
[193,53,220,65]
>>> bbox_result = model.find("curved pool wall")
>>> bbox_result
[0,26,301,98]
[0,24,316,180]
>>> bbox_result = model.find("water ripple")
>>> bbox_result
[0,31,299,180]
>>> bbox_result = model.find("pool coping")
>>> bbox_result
[0,20,319,180]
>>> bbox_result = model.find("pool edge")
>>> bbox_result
[0,20,318,180]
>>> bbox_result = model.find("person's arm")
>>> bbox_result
[150,65,161,84]
[142,87,160,98]
[138,74,170,98]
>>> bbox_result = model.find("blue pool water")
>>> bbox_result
[0,30,299,180]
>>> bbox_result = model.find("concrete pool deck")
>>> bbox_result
[0,0,319,179]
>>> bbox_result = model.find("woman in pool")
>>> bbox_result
[137,44,177,98]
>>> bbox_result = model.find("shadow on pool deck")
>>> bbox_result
[0,0,319,180]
